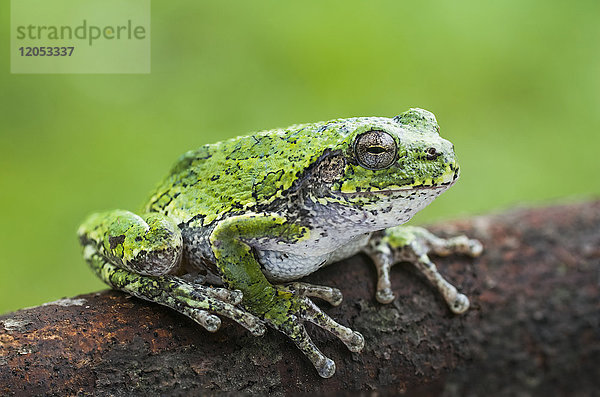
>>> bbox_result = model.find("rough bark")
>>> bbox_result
[0,201,598,396]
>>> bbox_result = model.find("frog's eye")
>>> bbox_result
[354,130,397,170]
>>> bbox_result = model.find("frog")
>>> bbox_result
[78,108,482,378]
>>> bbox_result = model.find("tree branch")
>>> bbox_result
[1,201,599,396]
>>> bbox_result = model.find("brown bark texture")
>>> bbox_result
[0,201,598,396]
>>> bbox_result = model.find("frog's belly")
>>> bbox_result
[255,233,370,281]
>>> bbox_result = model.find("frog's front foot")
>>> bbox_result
[261,286,363,378]
[366,226,482,314]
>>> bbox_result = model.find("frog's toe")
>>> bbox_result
[180,307,222,332]
[202,315,222,332]
[346,331,365,352]
[327,288,344,307]
[302,298,364,353]
[229,309,266,336]
[317,358,336,379]
[195,285,244,306]
[285,321,337,378]
[376,287,395,304]
[450,293,470,314]
[247,317,267,336]
[467,239,483,257]
[206,287,243,305]
[281,282,343,306]
[438,235,483,257]
[225,289,243,305]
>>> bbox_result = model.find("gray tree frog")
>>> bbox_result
[78,108,482,378]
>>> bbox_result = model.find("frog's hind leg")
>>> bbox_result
[84,250,264,334]
[78,210,265,335]
[366,226,482,313]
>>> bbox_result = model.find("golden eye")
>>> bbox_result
[354,130,397,170]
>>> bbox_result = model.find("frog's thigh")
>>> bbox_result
[84,248,264,334]
[78,210,183,276]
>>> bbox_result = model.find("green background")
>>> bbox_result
[1,1,599,314]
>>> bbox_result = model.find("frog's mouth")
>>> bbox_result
[337,163,460,197]
[338,183,452,197]
[331,163,459,197]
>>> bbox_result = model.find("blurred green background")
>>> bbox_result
[1,0,599,314]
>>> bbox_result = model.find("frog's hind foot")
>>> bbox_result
[280,282,343,306]
[84,247,266,336]
[166,280,265,334]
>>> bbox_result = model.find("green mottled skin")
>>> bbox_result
[78,108,482,378]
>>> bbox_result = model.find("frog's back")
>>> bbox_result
[144,122,348,227]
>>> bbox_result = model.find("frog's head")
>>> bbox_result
[310,108,459,228]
